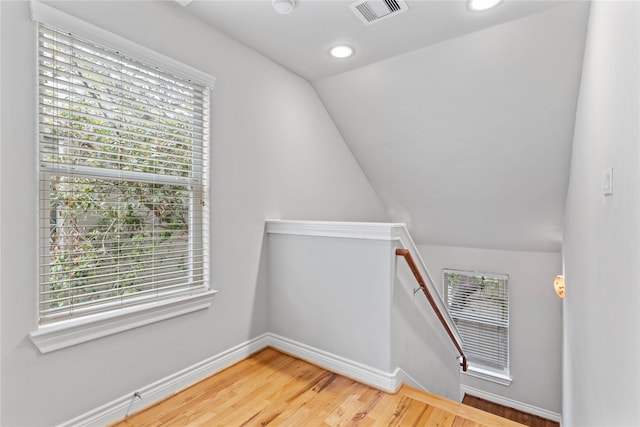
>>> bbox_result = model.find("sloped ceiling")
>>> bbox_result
[178,0,590,252]
[315,3,590,251]
[182,0,575,82]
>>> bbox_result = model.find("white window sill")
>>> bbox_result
[462,365,512,386]
[29,290,217,354]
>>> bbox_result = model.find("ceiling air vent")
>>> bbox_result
[350,0,409,25]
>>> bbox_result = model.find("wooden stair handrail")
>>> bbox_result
[395,248,468,372]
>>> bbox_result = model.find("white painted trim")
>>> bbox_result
[396,368,430,393]
[265,219,407,241]
[29,0,216,87]
[266,333,401,392]
[463,365,512,386]
[57,333,403,426]
[460,385,561,423]
[57,334,270,427]
[30,290,218,354]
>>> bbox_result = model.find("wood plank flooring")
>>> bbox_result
[111,348,525,426]
[461,395,559,427]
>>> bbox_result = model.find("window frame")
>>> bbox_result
[444,268,512,385]
[29,0,217,353]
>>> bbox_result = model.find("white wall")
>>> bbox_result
[392,256,462,401]
[418,245,562,415]
[562,1,640,425]
[266,223,461,399]
[314,2,589,253]
[268,234,395,371]
[0,2,388,425]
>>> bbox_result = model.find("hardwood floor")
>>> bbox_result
[111,348,525,426]
[461,395,559,427]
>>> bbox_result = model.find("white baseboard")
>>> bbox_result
[58,333,401,427]
[395,368,429,392]
[58,334,270,427]
[460,385,562,423]
[266,333,400,392]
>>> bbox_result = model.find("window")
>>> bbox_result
[37,23,211,325]
[444,269,510,381]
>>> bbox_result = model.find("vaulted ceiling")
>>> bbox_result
[178,0,590,252]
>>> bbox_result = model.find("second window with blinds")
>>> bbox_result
[444,269,511,384]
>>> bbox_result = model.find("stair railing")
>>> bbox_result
[395,248,468,372]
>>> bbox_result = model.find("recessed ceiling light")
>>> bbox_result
[468,0,502,11]
[272,0,295,15]
[329,45,354,59]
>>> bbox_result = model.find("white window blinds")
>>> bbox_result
[38,24,210,324]
[444,269,509,374]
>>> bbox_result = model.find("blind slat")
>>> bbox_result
[38,96,204,145]
[41,157,201,181]
[38,105,205,143]
[38,81,205,128]
[41,266,205,299]
[40,165,202,185]
[40,257,206,289]
[38,30,204,94]
[38,32,204,98]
